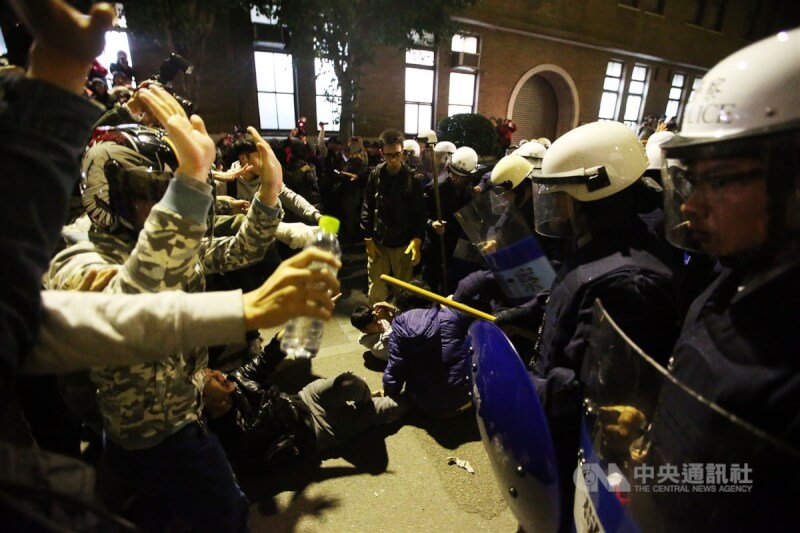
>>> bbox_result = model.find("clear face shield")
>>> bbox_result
[531,184,575,238]
[435,151,453,176]
[662,156,768,254]
[661,161,702,252]
[531,166,614,239]
[105,163,172,232]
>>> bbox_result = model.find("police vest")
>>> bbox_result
[536,248,673,374]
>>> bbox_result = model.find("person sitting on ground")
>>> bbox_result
[204,332,406,472]
[381,280,473,418]
[350,302,399,361]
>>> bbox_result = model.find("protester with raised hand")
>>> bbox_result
[46,78,284,530]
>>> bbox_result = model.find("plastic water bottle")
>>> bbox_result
[280,215,341,358]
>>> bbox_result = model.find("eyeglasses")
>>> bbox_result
[382,151,403,160]
[669,166,763,201]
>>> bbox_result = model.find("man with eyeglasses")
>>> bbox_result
[360,129,426,304]
[648,29,800,530]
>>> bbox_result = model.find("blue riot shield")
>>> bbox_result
[469,319,560,532]
[456,191,555,305]
[576,300,800,533]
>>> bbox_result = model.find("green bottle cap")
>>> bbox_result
[318,215,340,235]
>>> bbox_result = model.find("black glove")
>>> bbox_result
[494,305,539,329]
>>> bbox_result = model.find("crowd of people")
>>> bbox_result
[85,49,135,110]
[1,0,798,531]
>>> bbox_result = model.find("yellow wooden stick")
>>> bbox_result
[380,274,496,322]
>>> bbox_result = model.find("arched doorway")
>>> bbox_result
[508,64,579,145]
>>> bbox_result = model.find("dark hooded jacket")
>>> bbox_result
[383,306,473,417]
[208,337,315,471]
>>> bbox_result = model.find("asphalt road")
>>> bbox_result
[244,242,519,532]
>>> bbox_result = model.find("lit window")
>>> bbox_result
[598,60,624,120]
[664,72,686,121]
[314,58,341,131]
[448,72,476,116]
[94,4,133,86]
[622,65,649,129]
[687,76,703,103]
[254,51,296,131]
[451,34,478,54]
[405,46,435,135]
[250,6,278,24]
[406,49,435,67]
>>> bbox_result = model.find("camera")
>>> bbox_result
[154,53,193,85]
[295,117,307,137]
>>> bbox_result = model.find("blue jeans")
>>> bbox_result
[104,421,249,532]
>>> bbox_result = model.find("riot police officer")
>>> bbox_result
[422,146,480,292]
[501,120,682,530]
[649,28,800,530]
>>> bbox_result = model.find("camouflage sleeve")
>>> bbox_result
[46,241,123,291]
[200,196,283,274]
[109,175,211,294]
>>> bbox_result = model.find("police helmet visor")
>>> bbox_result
[531,184,574,238]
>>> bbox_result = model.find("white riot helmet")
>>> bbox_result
[417,129,438,144]
[433,141,456,155]
[448,146,479,177]
[645,131,675,170]
[531,121,647,237]
[403,139,421,157]
[661,28,800,254]
[512,140,547,169]
[433,140,457,170]
[537,137,552,149]
[490,154,533,191]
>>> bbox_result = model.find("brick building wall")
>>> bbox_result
[118,0,794,141]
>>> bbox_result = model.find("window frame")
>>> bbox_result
[447,32,480,117]
[314,58,342,133]
[253,49,298,132]
[622,63,650,129]
[598,59,626,121]
[664,71,687,123]
[404,42,437,137]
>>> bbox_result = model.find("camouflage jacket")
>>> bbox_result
[47,175,283,449]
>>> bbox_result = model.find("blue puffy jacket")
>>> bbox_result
[383,306,472,417]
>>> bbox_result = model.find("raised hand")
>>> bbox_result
[211,164,254,183]
[137,85,215,182]
[247,126,283,207]
[10,0,115,94]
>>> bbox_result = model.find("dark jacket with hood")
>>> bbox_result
[208,337,315,471]
[383,306,473,417]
